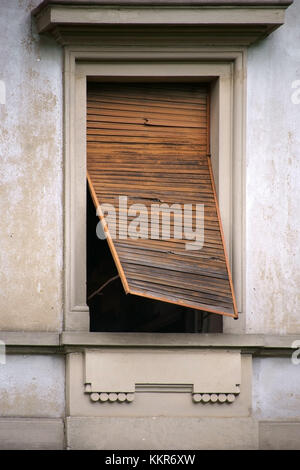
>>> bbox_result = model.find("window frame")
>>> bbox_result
[64,47,246,334]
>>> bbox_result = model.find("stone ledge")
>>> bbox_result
[0,331,60,347]
[61,331,300,351]
[1,331,299,354]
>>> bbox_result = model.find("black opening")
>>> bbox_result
[87,188,222,333]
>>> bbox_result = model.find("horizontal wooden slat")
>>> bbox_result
[87,82,237,318]
[87,114,206,128]
[87,136,207,145]
[87,102,207,118]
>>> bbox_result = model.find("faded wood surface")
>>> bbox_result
[87,82,237,317]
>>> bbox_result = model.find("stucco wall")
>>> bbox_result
[0,0,63,331]
[253,358,300,420]
[0,354,65,417]
[0,353,65,449]
[246,0,300,334]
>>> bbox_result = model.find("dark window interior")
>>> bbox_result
[87,189,222,333]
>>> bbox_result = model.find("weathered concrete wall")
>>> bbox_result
[0,0,299,450]
[0,354,65,417]
[0,418,64,450]
[0,0,63,331]
[253,358,300,420]
[0,351,65,449]
[246,0,300,334]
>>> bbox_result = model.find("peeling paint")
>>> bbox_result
[0,355,65,417]
[0,0,63,331]
[246,0,300,334]
[253,358,300,420]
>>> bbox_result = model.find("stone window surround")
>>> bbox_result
[64,49,245,334]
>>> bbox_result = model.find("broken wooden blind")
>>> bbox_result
[87,83,238,318]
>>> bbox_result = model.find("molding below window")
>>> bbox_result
[61,332,300,352]
[0,331,60,347]
[83,349,241,403]
[0,332,298,357]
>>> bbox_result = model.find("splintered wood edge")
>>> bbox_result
[129,289,237,318]
[207,158,238,319]
[205,97,238,318]
[205,94,238,319]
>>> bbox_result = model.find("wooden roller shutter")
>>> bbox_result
[87,82,238,318]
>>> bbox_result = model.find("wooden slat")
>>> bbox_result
[87,82,238,318]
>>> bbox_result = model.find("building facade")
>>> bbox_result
[0,0,300,449]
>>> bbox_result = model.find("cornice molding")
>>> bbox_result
[32,1,292,46]
[32,0,293,16]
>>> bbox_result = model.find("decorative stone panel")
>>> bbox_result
[84,349,241,404]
